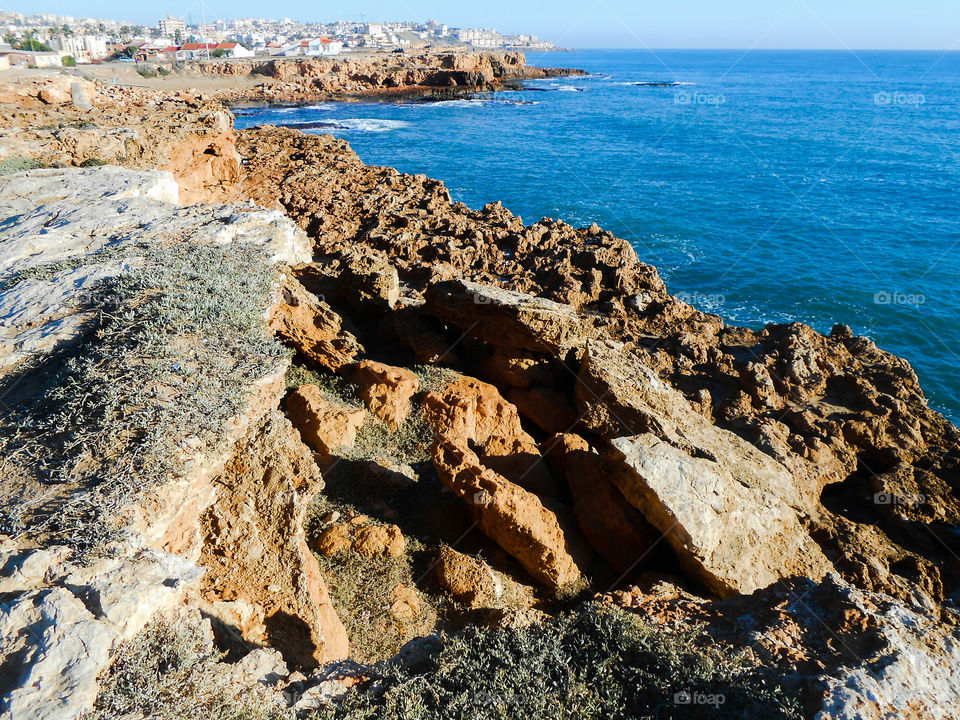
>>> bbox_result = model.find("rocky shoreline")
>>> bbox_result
[185,50,584,104]
[1,65,959,720]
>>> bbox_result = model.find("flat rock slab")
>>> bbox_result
[578,339,830,595]
[607,433,829,596]
[424,278,599,358]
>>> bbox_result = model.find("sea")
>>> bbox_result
[234,50,960,423]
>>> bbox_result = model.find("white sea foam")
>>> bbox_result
[612,80,695,87]
[327,118,410,132]
[551,84,585,92]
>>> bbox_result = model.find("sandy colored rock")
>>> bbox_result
[286,385,366,459]
[352,524,406,558]
[575,340,829,595]
[549,434,664,576]
[431,439,590,590]
[351,360,419,430]
[198,411,349,668]
[388,585,421,619]
[269,274,363,372]
[424,375,555,497]
[424,279,599,358]
[434,545,503,608]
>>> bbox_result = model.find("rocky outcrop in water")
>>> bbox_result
[200,50,584,102]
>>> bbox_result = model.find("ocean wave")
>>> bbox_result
[417,98,540,108]
[550,84,585,92]
[283,118,410,133]
[302,103,337,111]
[613,81,695,87]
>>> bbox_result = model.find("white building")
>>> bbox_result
[158,15,185,37]
[306,37,342,55]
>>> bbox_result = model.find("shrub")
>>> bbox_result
[136,64,158,78]
[0,156,43,175]
[62,55,76,67]
[90,618,289,720]
[313,603,803,720]
[79,158,108,167]
[316,548,438,662]
[0,243,288,553]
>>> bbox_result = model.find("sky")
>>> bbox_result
[6,0,960,49]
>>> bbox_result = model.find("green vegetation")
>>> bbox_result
[61,55,77,67]
[411,364,458,393]
[345,411,434,467]
[79,158,108,167]
[0,243,287,553]
[8,33,53,51]
[316,546,438,662]
[0,156,43,175]
[90,619,288,720]
[314,603,803,720]
[136,65,158,78]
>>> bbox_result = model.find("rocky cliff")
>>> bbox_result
[1,73,958,720]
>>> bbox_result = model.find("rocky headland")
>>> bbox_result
[0,66,958,720]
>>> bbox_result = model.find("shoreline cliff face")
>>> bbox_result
[1,70,959,720]
[197,50,585,103]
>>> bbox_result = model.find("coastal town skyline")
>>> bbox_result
[2,0,959,50]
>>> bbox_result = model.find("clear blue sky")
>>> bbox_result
[7,0,960,49]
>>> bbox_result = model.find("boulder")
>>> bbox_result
[341,247,400,310]
[423,375,555,497]
[549,434,664,576]
[353,524,406,558]
[578,340,830,596]
[197,411,349,668]
[474,346,555,390]
[423,279,599,357]
[285,385,366,459]
[433,545,504,608]
[350,360,419,430]
[507,386,579,435]
[431,439,590,590]
[269,275,363,371]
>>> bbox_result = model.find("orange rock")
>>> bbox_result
[388,585,421,619]
[269,275,363,372]
[549,433,663,575]
[507,386,578,435]
[434,545,502,608]
[431,439,590,590]
[352,524,406,558]
[424,375,555,497]
[351,360,419,430]
[474,347,554,390]
[285,385,366,459]
[314,524,352,557]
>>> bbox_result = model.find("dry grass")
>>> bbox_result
[89,617,290,720]
[0,243,287,554]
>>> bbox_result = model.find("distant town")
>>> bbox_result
[0,9,561,68]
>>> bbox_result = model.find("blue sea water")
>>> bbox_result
[235,50,960,422]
